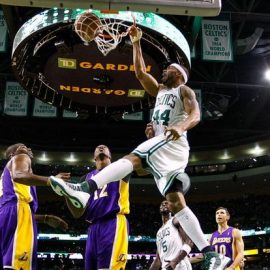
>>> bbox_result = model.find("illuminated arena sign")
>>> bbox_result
[12,8,190,115]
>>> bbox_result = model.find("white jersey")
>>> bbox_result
[132,85,190,196]
[152,85,188,136]
[156,218,192,270]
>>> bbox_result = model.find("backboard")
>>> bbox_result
[0,0,222,16]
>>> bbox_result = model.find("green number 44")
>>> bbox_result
[152,109,170,126]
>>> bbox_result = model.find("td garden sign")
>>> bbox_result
[43,42,157,108]
[12,8,191,114]
[56,59,148,102]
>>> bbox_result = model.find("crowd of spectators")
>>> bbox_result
[37,193,270,236]
[35,193,270,269]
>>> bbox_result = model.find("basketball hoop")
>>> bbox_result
[95,17,132,56]
[75,11,133,56]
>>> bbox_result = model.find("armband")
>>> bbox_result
[181,244,191,255]
[46,177,51,186]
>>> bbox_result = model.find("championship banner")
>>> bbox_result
[123,111,143,121]
[0,10,7,52]
[4,82,28,116]
[202,20,233,62]
[63,109,77,118]
[33,99,57,117]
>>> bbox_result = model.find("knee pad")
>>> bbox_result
[176,172,191,195]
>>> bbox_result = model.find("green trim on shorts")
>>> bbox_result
[132,150,161,179]
[132,139,170,179]
[162,172,179,195]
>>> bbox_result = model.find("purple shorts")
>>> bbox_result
[0,202,37,270]
[85,214,129,270]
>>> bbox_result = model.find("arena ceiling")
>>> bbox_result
[0,0,270,155]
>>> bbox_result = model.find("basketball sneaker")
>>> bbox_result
[202,251,231,270]
[49,176,90,209]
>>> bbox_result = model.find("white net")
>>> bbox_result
[74,12,103,43]
[94,18,130,56]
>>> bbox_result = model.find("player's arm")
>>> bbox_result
[226,229,244,270]
[165,218,193,268]
[149,252,161,270]
[11,154,70,186]
[11,153,49,186]
[165,85,200,141]
[129,25,160,97]
[35,214,68,231]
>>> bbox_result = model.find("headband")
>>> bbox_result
[170,63,188,84]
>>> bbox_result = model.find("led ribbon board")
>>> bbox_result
[12,8,190,114]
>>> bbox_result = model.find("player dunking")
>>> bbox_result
[49,26,230,270]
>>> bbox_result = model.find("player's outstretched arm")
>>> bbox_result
[129,25,160,97]
[11,153,70,186]
[35,214,68,231]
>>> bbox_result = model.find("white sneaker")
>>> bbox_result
[49,176,90,209]
[203,252,231,270]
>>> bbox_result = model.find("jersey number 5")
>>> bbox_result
[162,240,168,252]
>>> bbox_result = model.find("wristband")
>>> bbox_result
[130,28,142,43]
[181,244,191,255]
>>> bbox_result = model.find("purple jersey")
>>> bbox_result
[210,227,234,260]
[0,165,38,269]
[84,169,130,223]
[0,166,38,212]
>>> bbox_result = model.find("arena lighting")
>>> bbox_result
[189,154,198,163]
[219,150,231,160]
[265,69,270,81]
[37,152,50,162]
[246,144,265,155]
[65,153,78,162]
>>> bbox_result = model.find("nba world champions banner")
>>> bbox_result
[63,109,77,118]
[0,10,7,52]
[4,82,28,116]
[33,99,57,117]
[202,20,233,62]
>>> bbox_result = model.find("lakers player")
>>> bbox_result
[0,143,69,270]
[64,145,130,270]
[209,207,244,270]
[150,200,192,270]
[50,26,230,270]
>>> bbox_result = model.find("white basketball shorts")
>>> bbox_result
[132,133,190,196]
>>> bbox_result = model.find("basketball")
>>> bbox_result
[74,12,102,42]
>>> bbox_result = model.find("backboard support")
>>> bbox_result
[0,0,222,16]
